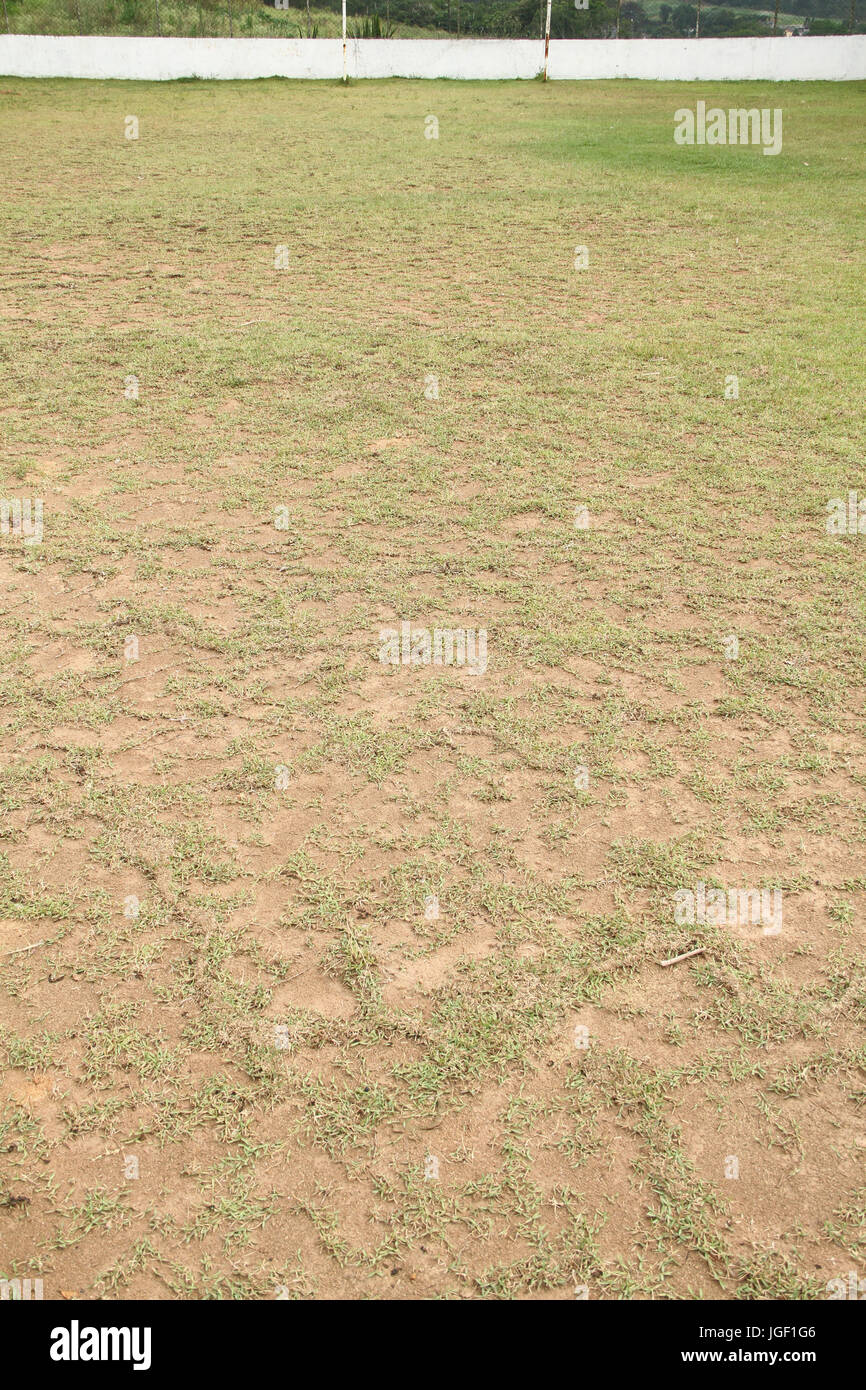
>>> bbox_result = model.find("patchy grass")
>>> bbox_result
[0,77,864,1301]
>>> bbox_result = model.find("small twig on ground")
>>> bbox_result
[283,964,318,984]
[658,946,706,968]
[1,939,47,958]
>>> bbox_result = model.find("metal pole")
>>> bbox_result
[543,0,551,79]
[695,0,701,36]
[342,0,347,81]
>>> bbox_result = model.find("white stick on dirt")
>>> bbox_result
[659,946,707,968]
[1,938,47,958]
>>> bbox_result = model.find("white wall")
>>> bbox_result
[0,34,864,82]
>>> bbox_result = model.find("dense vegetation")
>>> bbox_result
[340,0,860,38]
[4,0,862,37]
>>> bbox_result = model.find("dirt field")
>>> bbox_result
[0,76,864,1301]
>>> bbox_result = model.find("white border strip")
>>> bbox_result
[0,35,864,82]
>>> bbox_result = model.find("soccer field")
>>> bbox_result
[1,77,865,1301]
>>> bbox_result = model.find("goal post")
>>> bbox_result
[543,0,552,81]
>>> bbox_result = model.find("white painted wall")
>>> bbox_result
[0,34,864,82]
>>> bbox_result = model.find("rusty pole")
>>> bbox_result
[543,0,552,80]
